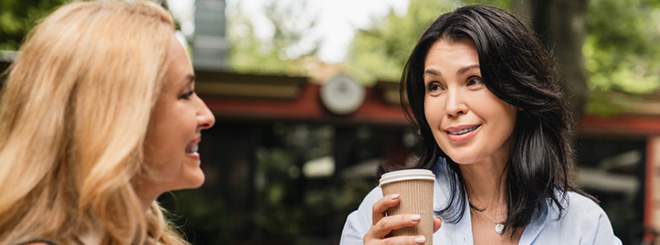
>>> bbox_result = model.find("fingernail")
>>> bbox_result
[410,214,421,222]
[415,236,426,244]
[390,194,400,200]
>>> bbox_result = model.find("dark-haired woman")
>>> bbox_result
[340,5,621,245]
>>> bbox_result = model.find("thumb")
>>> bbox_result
[433,216,442,233]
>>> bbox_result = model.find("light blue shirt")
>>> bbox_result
[340,160,622,244]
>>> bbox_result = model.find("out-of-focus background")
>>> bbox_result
[2,0,660,244]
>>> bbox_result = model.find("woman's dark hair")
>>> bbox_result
[396,5,588,236]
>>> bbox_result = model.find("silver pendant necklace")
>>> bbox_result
[469,202,506,235]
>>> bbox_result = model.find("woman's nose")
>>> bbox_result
[196,98,215,130]
[445,89,468,117]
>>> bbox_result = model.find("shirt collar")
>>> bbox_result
[432,157,552,244]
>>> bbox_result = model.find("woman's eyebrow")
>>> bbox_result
[424,64,479,77]
[456,64,480,76]
[186,74,195,85]
[424,68,441,76]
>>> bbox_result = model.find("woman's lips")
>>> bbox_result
[186,138,201,160]
[445,125,481,142]
[185,144,198,154]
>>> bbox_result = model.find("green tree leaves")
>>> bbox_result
[226,0,319,76]
[343,0,461,85]
[585,0,660,114]
[0,0,69,50]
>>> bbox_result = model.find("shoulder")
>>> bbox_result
[340,186,382,244]
[540,191,622,244]
[546,191,606,225]
[348,186,383,220]
[564,191,601,212]
[559,191,606,221]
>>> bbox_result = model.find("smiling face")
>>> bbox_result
[423,39,517,165]
[141,35,215,195]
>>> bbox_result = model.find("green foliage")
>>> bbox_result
[0,0,70,50]
[224,0,513,82]
[343,0,660,116]
[343,0,458,84]
[226,0,318,76]
[584,0,660,115]
[343,0,510,85]
[463,0,510,9]
[252,147,302,239]
[159,190,234,244]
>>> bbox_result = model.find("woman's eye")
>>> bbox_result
[467,76,484,86]
[179,91,194,100]
[426,82,444,95]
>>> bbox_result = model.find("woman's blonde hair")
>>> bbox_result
[0,1,188,244]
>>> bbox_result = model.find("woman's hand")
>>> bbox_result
[364,194,442,244]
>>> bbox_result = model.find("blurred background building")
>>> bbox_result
[2,0,660,244]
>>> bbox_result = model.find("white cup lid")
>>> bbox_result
[379,169,435,186]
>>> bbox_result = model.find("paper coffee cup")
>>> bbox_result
[379,169,435,244]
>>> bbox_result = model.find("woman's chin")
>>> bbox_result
[447,155,479,165]
[172,171,206,191]
[186,172,206,189]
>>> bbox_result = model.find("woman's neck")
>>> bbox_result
[459,156,508,213]
[136,186,159,212]
[133,177,162,212]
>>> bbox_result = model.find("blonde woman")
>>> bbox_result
[0,0,215,244]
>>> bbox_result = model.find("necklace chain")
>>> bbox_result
[470,206,502,224]
[468,199,506,235]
